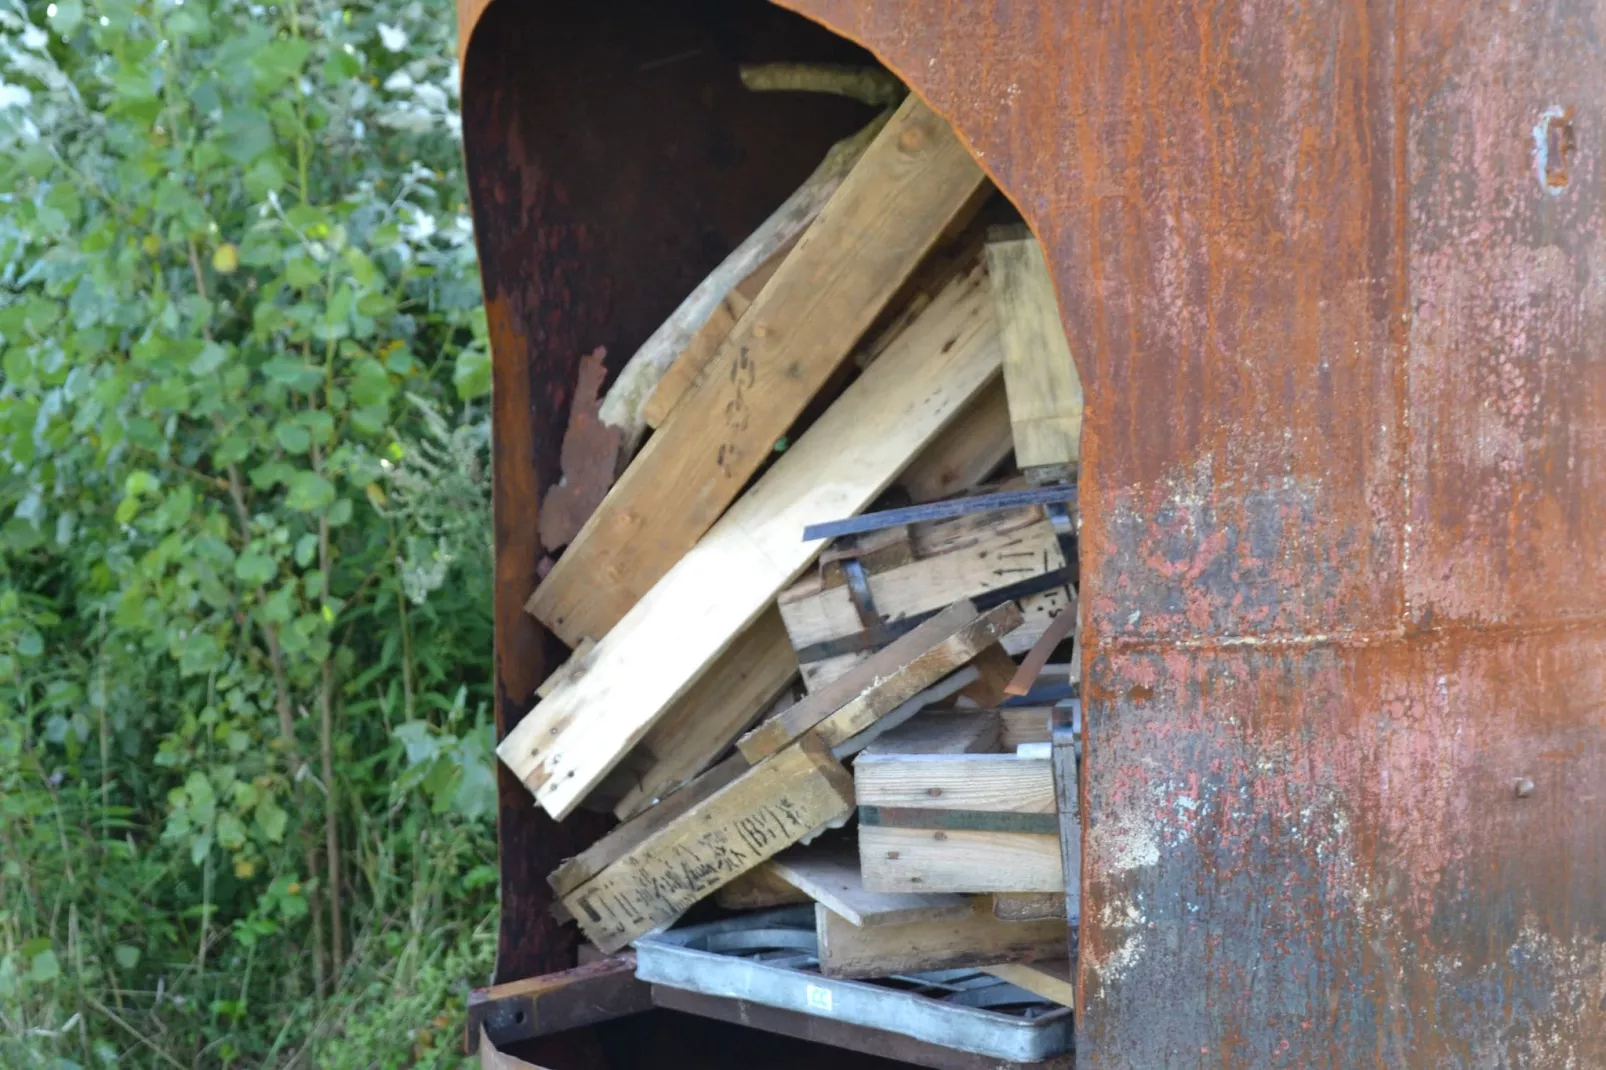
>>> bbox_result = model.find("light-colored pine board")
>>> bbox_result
[829,666,980,761]
[536,638,597,700]
[778,503,1071,691]
[858,826,1064,894]
[997,707,1053,749]
[1051,704,1082,922]
[713,865,814,910]
[991,892,1068,922]
[766,844,970,928]
[738,601,1022,764]
[549,755,747,901]
[985,228,1083,470]
[858,711,1001,757]
[608,608,798,820]
[563,736,855,953]
[815,899,1067,979]
[897,378,1015,504]
[961,643,1018,706]
[498,260,1002,819]
[529,95,989,649]
[981,961,1075,1009]
[854,753,1056,814]
[642,233,800,429]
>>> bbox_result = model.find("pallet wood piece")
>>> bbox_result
[991,892,1067,922]
[961,643,1018,707]
[801,484,1078,543]
[501,259,1002,819]
[562,737,855,952]
[466,954,650,1053]
[898,380,1014,504]
[1051,704,1082,923]
[641,233,800,430]
[714,865,814,910]
[1003,604,1077,697]
[595,113,887,454]
[765,844,970,927]
[738,600,1021,764]
[859,827,1064,894]
[830,666,979,761]
[531,95,989,649]
[984,226,1083,472]
[779,503,1070,691]
[859,710,1000,757]
[535,638,598,701]
[650,985,1076,1070]
[538,347,619,553]
[478,1029,542,1070]
[996,707,1052,750]
[548,755,747,901]
[816,900,1068,979]
[855,753,1056,814]
[981,961,1075,1010]
[608,609,798,820]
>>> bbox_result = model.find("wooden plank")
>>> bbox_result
[859,711,1000,757]
[984,227,1083,471]
[981,961,1075,1010]
[858,826,1064,894]
[641,232,800,429]
[530,94,989,648]
[996,707,1052,750]
[1003,603,1076,696]
[479,1029,545,1070]
[466,954,650,1053]
[1051,703,1082,923]
[829,667,980,761]
[608,609,798,820]
[898,379,1014,504]
[535,638,598,700]
[650,985,1075,1070]
[854,754,1056,814]
[500,259,1002,819]
[991,892,1067,922]
[960,643,1018,707]
[766,844,970,927]
[815,900,1067,978]
[778,503,1070,690]
[562,736,855,952]
[548,755,747,901]
[714,865,814,910]
[738,601,1022,764]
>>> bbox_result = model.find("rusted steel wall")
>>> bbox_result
[778,0,1606,1065]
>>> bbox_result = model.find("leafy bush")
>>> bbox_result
[0,0,499,1064]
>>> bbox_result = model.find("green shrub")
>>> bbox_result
[0,0,498,1064]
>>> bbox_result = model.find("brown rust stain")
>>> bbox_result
[779,0,1606,1064]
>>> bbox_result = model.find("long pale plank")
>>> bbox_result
[499,261,1001,818]
[815,900,1067,979]
[855,753,1055,813]
[898,378,1014,503]
[991,892,1068,922]
[739,600,1022,764]
[985,227,1083,471]
[766,844,970,928]
[859,826,1064,894]
[997,707,1053,749]
[530,95,989,648]
[608,609,798,820]
[563,736,854,953]
[714,865,814,910]
[982,961,1075,1010]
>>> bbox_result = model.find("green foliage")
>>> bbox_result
[0,0,500,1064]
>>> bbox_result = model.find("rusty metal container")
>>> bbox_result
[460,1,1606,1065]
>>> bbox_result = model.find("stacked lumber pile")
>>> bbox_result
[495,80,1085,1062]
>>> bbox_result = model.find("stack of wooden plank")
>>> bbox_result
[493,86,1086,1063]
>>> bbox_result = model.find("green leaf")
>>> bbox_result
[286,472,335,512]
[28,949,59,983]
[261,356,321,392]
[15,629,43,658]
[285,257,321,289]
[114,945,141,970]
[274,422,311,454]
[190,342,229,376]
[234,551,276,587]
[49,0,83,34]
[256,799,288,843]
[454,346,491,400]
[219,108,273,164]
[294,533,318,567]
[216,811,246,851]
[251,38,311,92]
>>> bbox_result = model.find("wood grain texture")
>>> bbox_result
[859,710,1001,756]
[608,609,798,821]
[713,865,814,910]
[981,961,1075,1010]
[991,892,1067,922]
[854,753,1055,813]
[466,954,650,1053]
[528,94,988,648]
[778,503,1069,690]
[897,378,1014,504]
[499,260,1003,818]
[815,899,1067,978]
[859,826,1064,894]
[996,707,1052,750]
[984,230,1082,470]
[767,844,970,927]
[739,601,1022,763]
[562,737,854,953]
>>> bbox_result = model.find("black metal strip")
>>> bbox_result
[794,568,1076,664]
[802,484,1079,542]
[859,805,1060,836]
